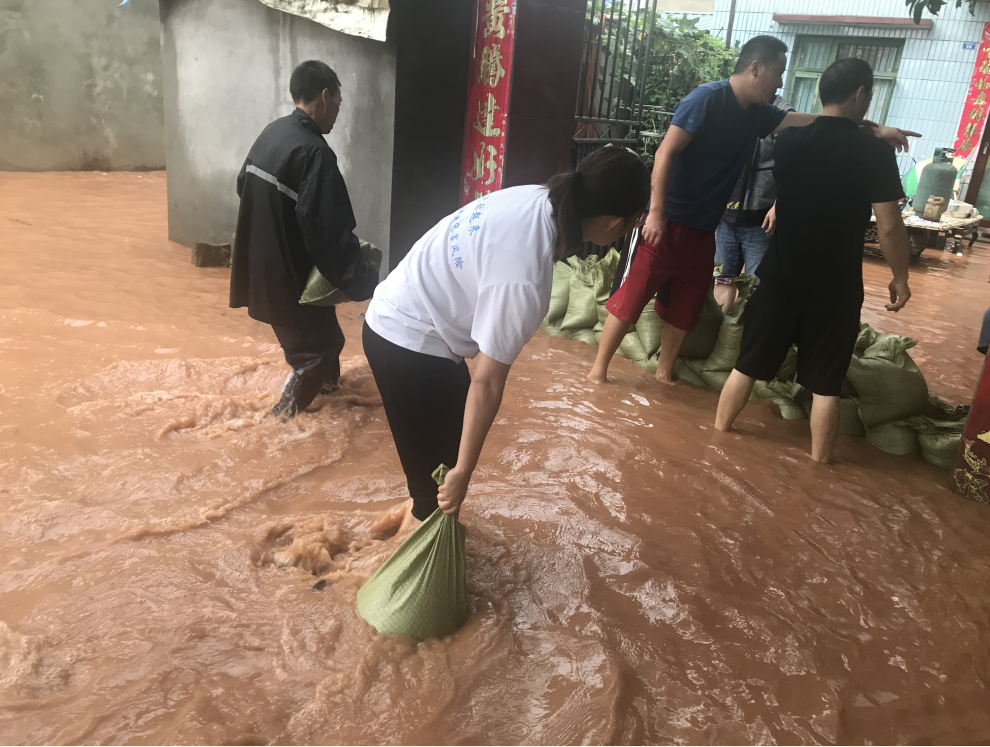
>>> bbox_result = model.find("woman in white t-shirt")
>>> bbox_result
[364,147,651,530]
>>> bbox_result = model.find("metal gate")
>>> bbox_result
[573,0,659,165]
[573,0,658,256]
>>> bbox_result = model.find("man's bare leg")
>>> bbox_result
[715,369,756,430]
[588,313,630,384]
[654,322,689,384]
[713,282,738,314]
[809,394,840,464]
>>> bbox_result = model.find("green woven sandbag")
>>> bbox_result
[865,420,920,456]
[595,249,621,324]
[917,419,965,468]
[700,369,731,391]
[913,400,967,468]
[599,247,621,286]
[672,358,707,386]
[618,330,648,362]
[841,377,858,398]
[801,396,866,437]
[540,318,563,337]
[300,240,382,306]
[775,346,798,383]
[923,395,966,421]
[700,317,742,373]
[724,274,758,322]
[561,256,601,330]
[546,261,572,325]
[357,465,468,641]
[636,302,664,357]
[679,290,724,360]
[567,327,598,346]
[754,379,807,420]
[839,397,866,437]
[693,276,754,373]
[846,325,929,429]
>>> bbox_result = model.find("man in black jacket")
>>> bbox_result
[231,60,378,418]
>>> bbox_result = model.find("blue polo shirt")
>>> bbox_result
[665,80,788,232]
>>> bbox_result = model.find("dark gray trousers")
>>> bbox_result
[269,311,346,418]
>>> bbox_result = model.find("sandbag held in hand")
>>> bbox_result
[300,239,382,306]
[356,465,469,641]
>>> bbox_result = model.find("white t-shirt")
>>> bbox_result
[366,185,556,365]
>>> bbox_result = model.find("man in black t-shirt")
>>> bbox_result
[714,57,912,463]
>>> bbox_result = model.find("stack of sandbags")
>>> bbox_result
[798,391,866,437]
[539,260,965,467]
[682,276,757,391]
[543,250,621,347]
[846,326,930,455]
[913,397,968,468]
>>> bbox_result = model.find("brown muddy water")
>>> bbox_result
[1,172,989,745]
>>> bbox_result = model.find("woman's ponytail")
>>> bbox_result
[546,146,651,261]
[546,170,586,260]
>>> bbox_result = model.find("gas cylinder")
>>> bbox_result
[914,148,957,216]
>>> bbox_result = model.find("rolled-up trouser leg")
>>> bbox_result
[269,312,346,418]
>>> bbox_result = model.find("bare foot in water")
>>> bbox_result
[587,368,607,384]
[398,504,422,534]
[654,369,676,385]
[369,499,418,540]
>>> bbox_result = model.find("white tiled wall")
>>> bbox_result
[711,0,990,174]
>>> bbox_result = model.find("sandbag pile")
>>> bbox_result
[543,250,725,372]
[541,256,966,468]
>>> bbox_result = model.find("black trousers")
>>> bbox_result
[735,284,861,397]
[269,310,345,418]
[363,322,471,520]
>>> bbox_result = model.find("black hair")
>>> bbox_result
[290,60,341,104]
[819,57,874,105]
[733,35,788,75]
[546,146,651,260]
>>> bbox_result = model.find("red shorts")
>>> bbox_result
[605,220,716,331]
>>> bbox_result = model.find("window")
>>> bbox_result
[787,37,903,124]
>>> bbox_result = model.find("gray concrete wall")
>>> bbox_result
[159,0,395,269]
[0,0,165,171]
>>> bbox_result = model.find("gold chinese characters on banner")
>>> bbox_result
[954,23,990,158]
[460,0,516,205]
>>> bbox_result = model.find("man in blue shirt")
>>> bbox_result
[588,35,916,386]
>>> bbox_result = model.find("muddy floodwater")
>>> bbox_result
[2,172,990,745]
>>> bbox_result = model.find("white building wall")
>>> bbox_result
[711,0,990,175]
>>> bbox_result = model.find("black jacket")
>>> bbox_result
[230,109,378,328]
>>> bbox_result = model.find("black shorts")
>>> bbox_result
[363,322,471,520]
[734,285,861,397]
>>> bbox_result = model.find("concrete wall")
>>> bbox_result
[711,0,990,175]
[0,0,165,171]
[158,0,395,267]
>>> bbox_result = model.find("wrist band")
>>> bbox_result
[714,276,735,285]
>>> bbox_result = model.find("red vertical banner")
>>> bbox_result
[460,0,517,206]
[954,22,990,159]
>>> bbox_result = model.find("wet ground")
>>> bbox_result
[1,172,989,744]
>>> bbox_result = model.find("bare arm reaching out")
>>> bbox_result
[642,125,694,245]
[873,200,911,312]
[437,353,512,515]
[772,111,920,152]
